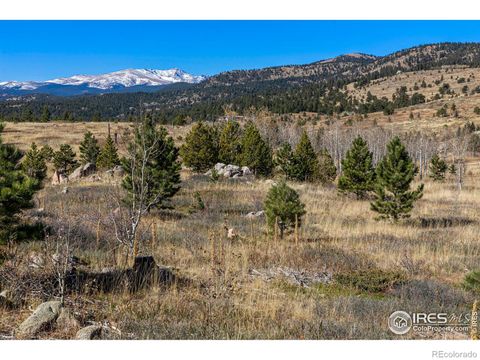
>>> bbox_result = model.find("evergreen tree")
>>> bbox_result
[275,142,294,177]
[97,134,120,170]
[218,120,242,164]
[318,148,337,184]
[53,144,78,176]
[22,142,47,182]
[238,121,273,176]
[288,132,321,182]
[122,120,181,210]
[40,106,51,123]
[371,137,424,221]
[79,131,100,165]
[264,181,306,239]
[39,144,54,162]
[449,163,456,175]
[0,124,38,243]
[180,122,219,172]
[338,136,376,198]
[428,154,448,181]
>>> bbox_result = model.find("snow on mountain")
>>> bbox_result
[46,68,206,89]
[0,68,206,92]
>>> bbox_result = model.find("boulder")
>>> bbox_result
[82,163,96,176]
[56,308,80,331]
[17,301,62,338]
[51,171,68,185]
[69,166,83,181]
[245,210,265,219]
[75,325,103,340]
[241,166,252,176]
[69,163,96,181]
[112,165,125,178]
[214,163,226,172]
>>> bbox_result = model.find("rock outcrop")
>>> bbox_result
[17,301,62,338]
[75,325,103,340]
[69,163,97,181]
[205,163,253,178]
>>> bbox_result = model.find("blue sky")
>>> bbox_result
[1,21,480,81]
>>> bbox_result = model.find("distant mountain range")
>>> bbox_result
[0,68,206,96]
[1,42,480,121]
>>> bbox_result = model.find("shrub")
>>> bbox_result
[463,270,480,293]
[264,181,306,239]
[428,154,448,181]
[335,269,406,293]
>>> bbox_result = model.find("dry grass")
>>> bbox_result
[1,168,478,339]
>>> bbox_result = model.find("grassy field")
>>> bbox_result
[1,99,480,339]
[1,165,478,339]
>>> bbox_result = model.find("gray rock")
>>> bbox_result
[214,163,226,172]
[62,186,69,194]
[56,308,80,330]
[245,210,265,219]
[69,166,83,181]
[112,165,125,178]
[82,163,96,176]
[17,301,62,338]
[69,163,96,181]
[204,169,212,176]
[241,166,252,176]
[224,164,240,172]
[52,171,68,185]
[75,325,103,340]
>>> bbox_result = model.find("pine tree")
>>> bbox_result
[239,121,273,176]
[275,142,294,177]
[428,154,448,181]
[39,144,54,162]
[338,136,375,198]
[180,122,219,172]
[318,148,337,184]
[122,120,181,211]
[264,181,306,239]
[0,124,38,243]
[79,131,100,165]
[285,132,320,182]
[371,136,424,221]
[218,120,242,164]
[40,106,51,123]
[97,134,120,170]
[53,144,78,176]
[22,142,47,182]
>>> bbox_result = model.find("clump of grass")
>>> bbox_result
[334,269,406,294]
[463,270,480,293]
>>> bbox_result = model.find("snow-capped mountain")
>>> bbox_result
[0,68,206,97]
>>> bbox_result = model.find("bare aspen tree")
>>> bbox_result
[110,115,181,265]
